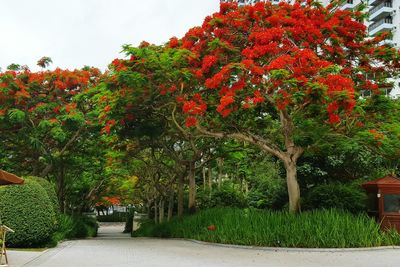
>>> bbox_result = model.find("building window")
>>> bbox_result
[367,193,379,212]
[384,194,400,213]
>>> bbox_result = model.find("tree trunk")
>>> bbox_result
[208,167,212,191]
[279,111,303,213]
[284,160,301,213]
[217,158,223,188]
[146,200,152,219]
[167,191,174,221]
[188,161,196,213]
[154,200,159,224]
[202,167,206,191]
[56,165,66,213]
[159,199,165,224]
[195,112,304,213]
[177,175,184,217]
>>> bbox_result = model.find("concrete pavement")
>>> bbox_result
[7,250,43,267]
[7,222,400,267]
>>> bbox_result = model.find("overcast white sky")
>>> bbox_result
[0,0,219,72]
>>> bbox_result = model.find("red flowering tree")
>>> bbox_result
[174,1,400,212]
[0,66,102,208]
[94,44,214,214]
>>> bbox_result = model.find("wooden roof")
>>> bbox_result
[362,175,400,190]
[0,170,24,185]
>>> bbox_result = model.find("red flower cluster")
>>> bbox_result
[249,28,284,45]
[329,114,341,124]
[104,105,111,113]
[65,103,77,113]
[168,1,394,125]
[201,55,218,74]
[275,90,290,110]
[182,94,207,118]
[319,74,355,98]
[169,37,179,48]
[54,80,67,90]
[216,93,235,117]
[205,66,232,89]
[112,58,126,71]
[185,116,197,127]
[101,119,116,134]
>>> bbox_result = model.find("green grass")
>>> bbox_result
[134,208,400,248]
[8,248,47,252]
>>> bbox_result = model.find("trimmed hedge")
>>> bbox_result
[0,178,57,247]
[97,211,127,222]
[26,176,60,215]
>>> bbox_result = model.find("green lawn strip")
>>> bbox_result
[7,247,47,252]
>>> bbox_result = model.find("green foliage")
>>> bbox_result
[198,183,247,209]
[7,109,25,124]
[303,182,367,213]
[50,127,67,142]
[237,155,287,210]
[37,56,53,68]
[0,179,57,247]
[247,175,287,210]
[135,208,400,248]
[298,136,389,188]
[7,63,21,71]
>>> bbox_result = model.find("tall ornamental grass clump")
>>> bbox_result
[134,208,400,248]
[49,214,98,246]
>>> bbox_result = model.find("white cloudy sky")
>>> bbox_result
[0,0,219,72]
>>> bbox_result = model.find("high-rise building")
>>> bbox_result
[220,0,281,6]
[338,0,400,97]
[219,0,400,97]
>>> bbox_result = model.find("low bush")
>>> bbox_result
[0,178,57,247]
[71,216,98,238]
[198,183,247,209]
[303,182,367,213]
[50,214,98,246]
[97,211,127,222]
[134,207,400,248]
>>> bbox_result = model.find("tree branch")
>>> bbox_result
[195,123,285,160]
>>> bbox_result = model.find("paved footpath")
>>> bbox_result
[7,222,400,267]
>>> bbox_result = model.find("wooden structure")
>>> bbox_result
[362,176,400,232]
[0,170,24,267]
[0,170,24,186]
[0,225,14,267]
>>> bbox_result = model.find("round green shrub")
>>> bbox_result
[0,178,57,247]
[303,182,367,213]
[25,176,60,215]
